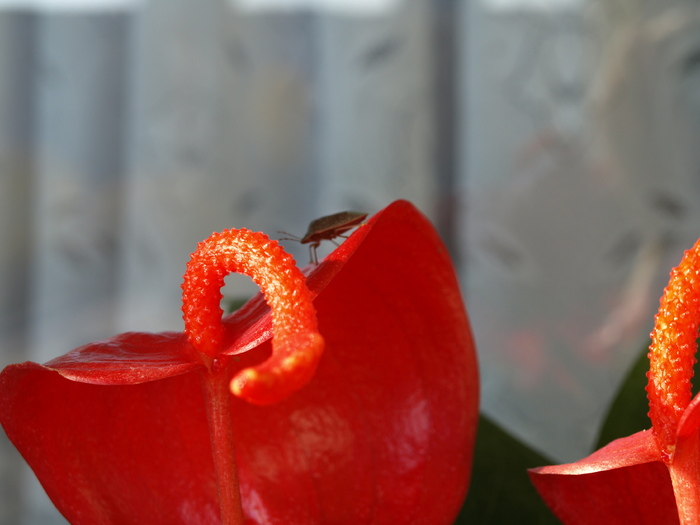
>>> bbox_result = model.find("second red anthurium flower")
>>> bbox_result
[529,238,700,525]
[0,200,479,524]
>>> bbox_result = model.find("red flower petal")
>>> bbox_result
[671,392,700,523]
[529,431,679,524]
[0,363,221,523]
[0,200,478,524]
[677,392,700,440]
[42,331,201,384]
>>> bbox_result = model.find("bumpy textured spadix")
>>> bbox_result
[181,228,323,405]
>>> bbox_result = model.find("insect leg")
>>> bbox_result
[309,243,319,265]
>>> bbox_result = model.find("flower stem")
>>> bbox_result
[201,367,244,525]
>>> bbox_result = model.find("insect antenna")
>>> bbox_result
[277,231,302,242]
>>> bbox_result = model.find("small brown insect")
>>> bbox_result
[280,211,368,264]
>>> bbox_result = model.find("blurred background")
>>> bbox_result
[1,0,700,522]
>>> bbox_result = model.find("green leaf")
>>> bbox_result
[456,415,560,524]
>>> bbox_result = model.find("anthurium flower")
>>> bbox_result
[0,200,479,525]
[529,238,700,525]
